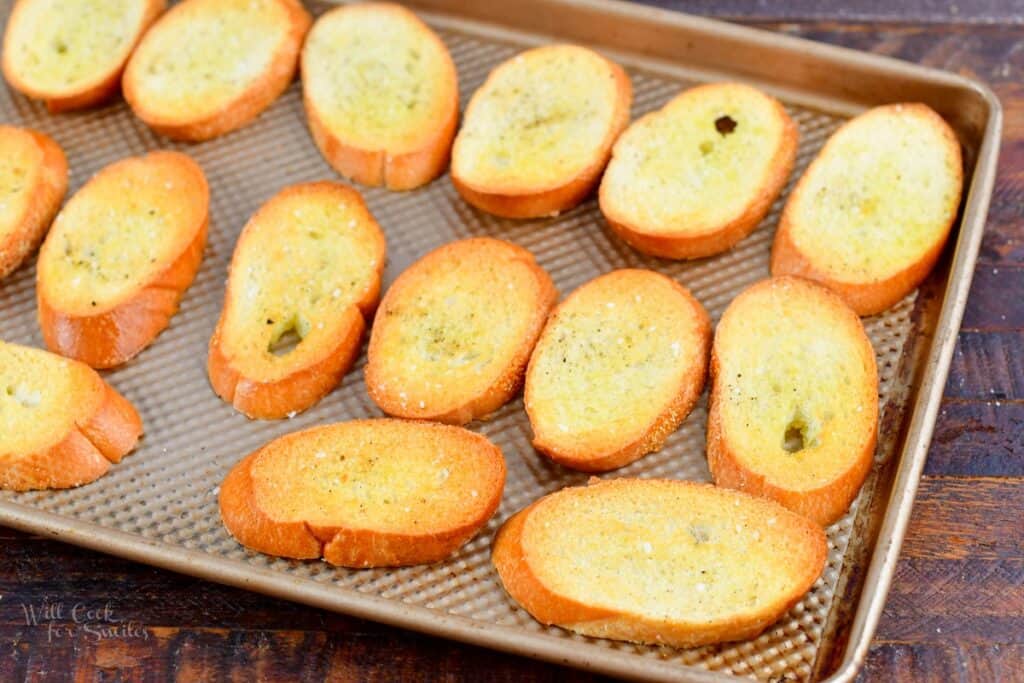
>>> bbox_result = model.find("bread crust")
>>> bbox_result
[37,151,209,369]
[0,127,67,280]
[302,3,459,191]
[451,46,632,218]
[365,237,558,425]
[492,479,827,648]
[706,276,878,526]
[122,0,310,141]
[525,270,711,472]
[0,351,142,491]
[219,420,506,567]
[207,182,386,420]
[771,103,963,316]
[2,0,165,112]
[600,83,798,259]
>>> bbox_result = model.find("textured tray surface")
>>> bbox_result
[0,2,921,681]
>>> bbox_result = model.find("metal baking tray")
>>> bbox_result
[0,1,1001,681]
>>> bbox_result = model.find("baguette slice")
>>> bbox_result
[0,341,142,491]
[219,419,506,567]
[492,478,827,648]
[0,126,67,280]
[37,151,209,369]
[524,269,710,472]
[707,276,879,526]
[123,0,311,141]
[451,44,632,218]
[600,82,798,259]
[302,3,459,190]
[2,0,164,112]
[772,103,963,315]
[208,182,386,419]
[366,237,557,425]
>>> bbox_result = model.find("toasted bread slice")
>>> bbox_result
[219,419,506,567]
[2,0,164,112]
[524,269,710,472]
[37,151,209,369]
[772,103,963,315]
[599,82,798,259]
[707,277,878,526]
[301,3,459,191]
[208,182,386,420]
[492,478,827,647]
[0,126,67,280]
[122,0,311,141]
[451,44,632,218]
[365,237,557,425]
[0,341,142,491]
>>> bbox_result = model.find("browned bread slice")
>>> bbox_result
[0,340,142,490]
[599,82,798,259]
[0,125,67,279]
[707,276,879,526]
[208,182,386,419]
[772,103,963,315]
[2,0,164,112]
[301,3,459,190]
[219,419,506,567]
[524,269,710,472]
[37,150,209,369]
[492,478,827,647]
[365,237,557,425]
[122,0,311,141]
[451,44,632,218]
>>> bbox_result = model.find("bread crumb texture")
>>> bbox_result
[714,277,877,490]
[37,152,208,315]
[3,0,146,94]
[453,45,622,192]
[0,127,42,245]
[784,104,961,282]
[602,82,791,236]
[127,0,292,120]
[303,3,455,153]
[527,269,709,458]
[221,183,384,381]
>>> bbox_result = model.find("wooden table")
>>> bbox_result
[1,2,1020,681]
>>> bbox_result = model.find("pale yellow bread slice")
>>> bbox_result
[0,340,142,491]
[707,276,879,526]
[524,269,710,472]
[122,0,311,141]
[772,103,963,315]
[451,44,632,218]
[208,182,386,419]
[0,126,67,280]
[302,3,459,190]
[219,419,506,567]
[492,478,827,648]
[2,0,164,112]
[599,82,798,259]
[37,151,210,369]
[365,237,557,425]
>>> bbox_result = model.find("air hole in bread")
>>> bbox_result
[715,115,737,135]
[268,320,304,357]
[782,412,813,453]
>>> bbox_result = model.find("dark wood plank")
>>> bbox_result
[961,266,1024,331]
[862,644,1024,683]
[926,400,1024,476]
[946,331,1024,400]
[638,1,1024,23]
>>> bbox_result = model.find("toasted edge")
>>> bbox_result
[37,151,209,369]
[451,46,632,219]
[218,420,506,567]
[600,83,799,260]
[365,238,558,425]
[525,270,711,472]
[771,103,963,316]
[122,0,311,141]
[0,127,68,280]
[705,276,879,526]
[492,479,828,648]
[302,3,459,191]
